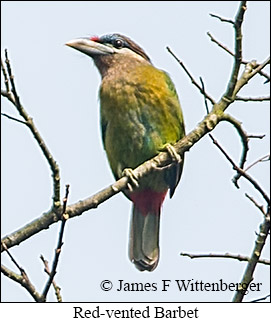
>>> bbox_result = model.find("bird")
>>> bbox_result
[66,33,185,271]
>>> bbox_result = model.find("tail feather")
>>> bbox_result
[129,205,160,271]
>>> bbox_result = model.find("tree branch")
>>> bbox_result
[235,96,270,101]
[219,113,249,186]
[199,76,210,114]
[1,242,43,302]
[2,50,61,209]
[1,57,10,92]
[209,134,270,205]
[232,58,270,98]
[40,255,62,302]
[1,264,43,302]
[41,184,70,301]
[245,193,267,217]
[251,294,270,303]
[209,13,234,25]
[232,214,270,302]
[166,46,216,105]
[224,1,246,99]
[1,112,28,125]
[180,252,270,265]
[206,31,270,83]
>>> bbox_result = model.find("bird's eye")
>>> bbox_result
[114,39,124,49]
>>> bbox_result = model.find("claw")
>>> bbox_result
[165,144,182,164]
[122,168,139,191]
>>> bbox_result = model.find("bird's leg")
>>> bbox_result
[122,168,140,192]
[165,143,182,164]
[153,144,182,171]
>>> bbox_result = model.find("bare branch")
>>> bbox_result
[1,264,43,302]
[41,184,70,301]
[166,46,216,105]
[209,13,234,25]
[245,193,267,217]
[1,112,27,125]
[225,1,247,99]
[233,57,270,98]
[245,154,270,173]
[247,134,266,139]
[2,50,61,208]
[1,242,43,302]
[1,89,15,103]
[251,294,270,302]
[235,96,270,101]
[207,32,270,82]
[232,214,270,302]
[1,57,10,92]
[207,31,234,56]
[40,255,62,302]
[199,76,210,114]
[180,252,270,265]
[219,113,249,185]
[209,134,270,205]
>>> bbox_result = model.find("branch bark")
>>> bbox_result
[2,51,61,209]
[180,252,270,265]
[232,214,270,302]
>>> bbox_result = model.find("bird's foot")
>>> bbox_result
[122,168,139,192]
[165,143,182,164]
[153,144,182,171]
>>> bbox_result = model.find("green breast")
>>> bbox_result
[99,63,185,181]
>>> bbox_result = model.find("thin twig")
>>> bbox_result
[245,193,267,217]
[40,255,62,302]
[41,184,70,301]
[209,134,270,205]
[209,13,234,25]
[235,96,270,101]
[166,46,216,105]
[1,112,28,125]
[220,113,249,186]
[207,31,234,56]
[1,264,42,302]
[180,252,270,265]
[224,1,247,99]
[241,57,270,84]
[2,50,61,208]
[244,154,270,173]
[251,294,270,303]
[1,242,25,273]
[199,76,210,114]
[1,89,15,102]
[234,154,269,193]
[247,134,266,139]
[1,57,10,92]
[207,32,270,82]
[1,242,43,302]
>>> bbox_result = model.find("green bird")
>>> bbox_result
[66,33,185,271]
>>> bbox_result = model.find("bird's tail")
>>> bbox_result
[129,190,166,271]
[129,206,160,271]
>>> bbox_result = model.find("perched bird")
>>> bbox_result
[66,33,185,271]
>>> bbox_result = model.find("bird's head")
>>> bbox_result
[66,33,151,77]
